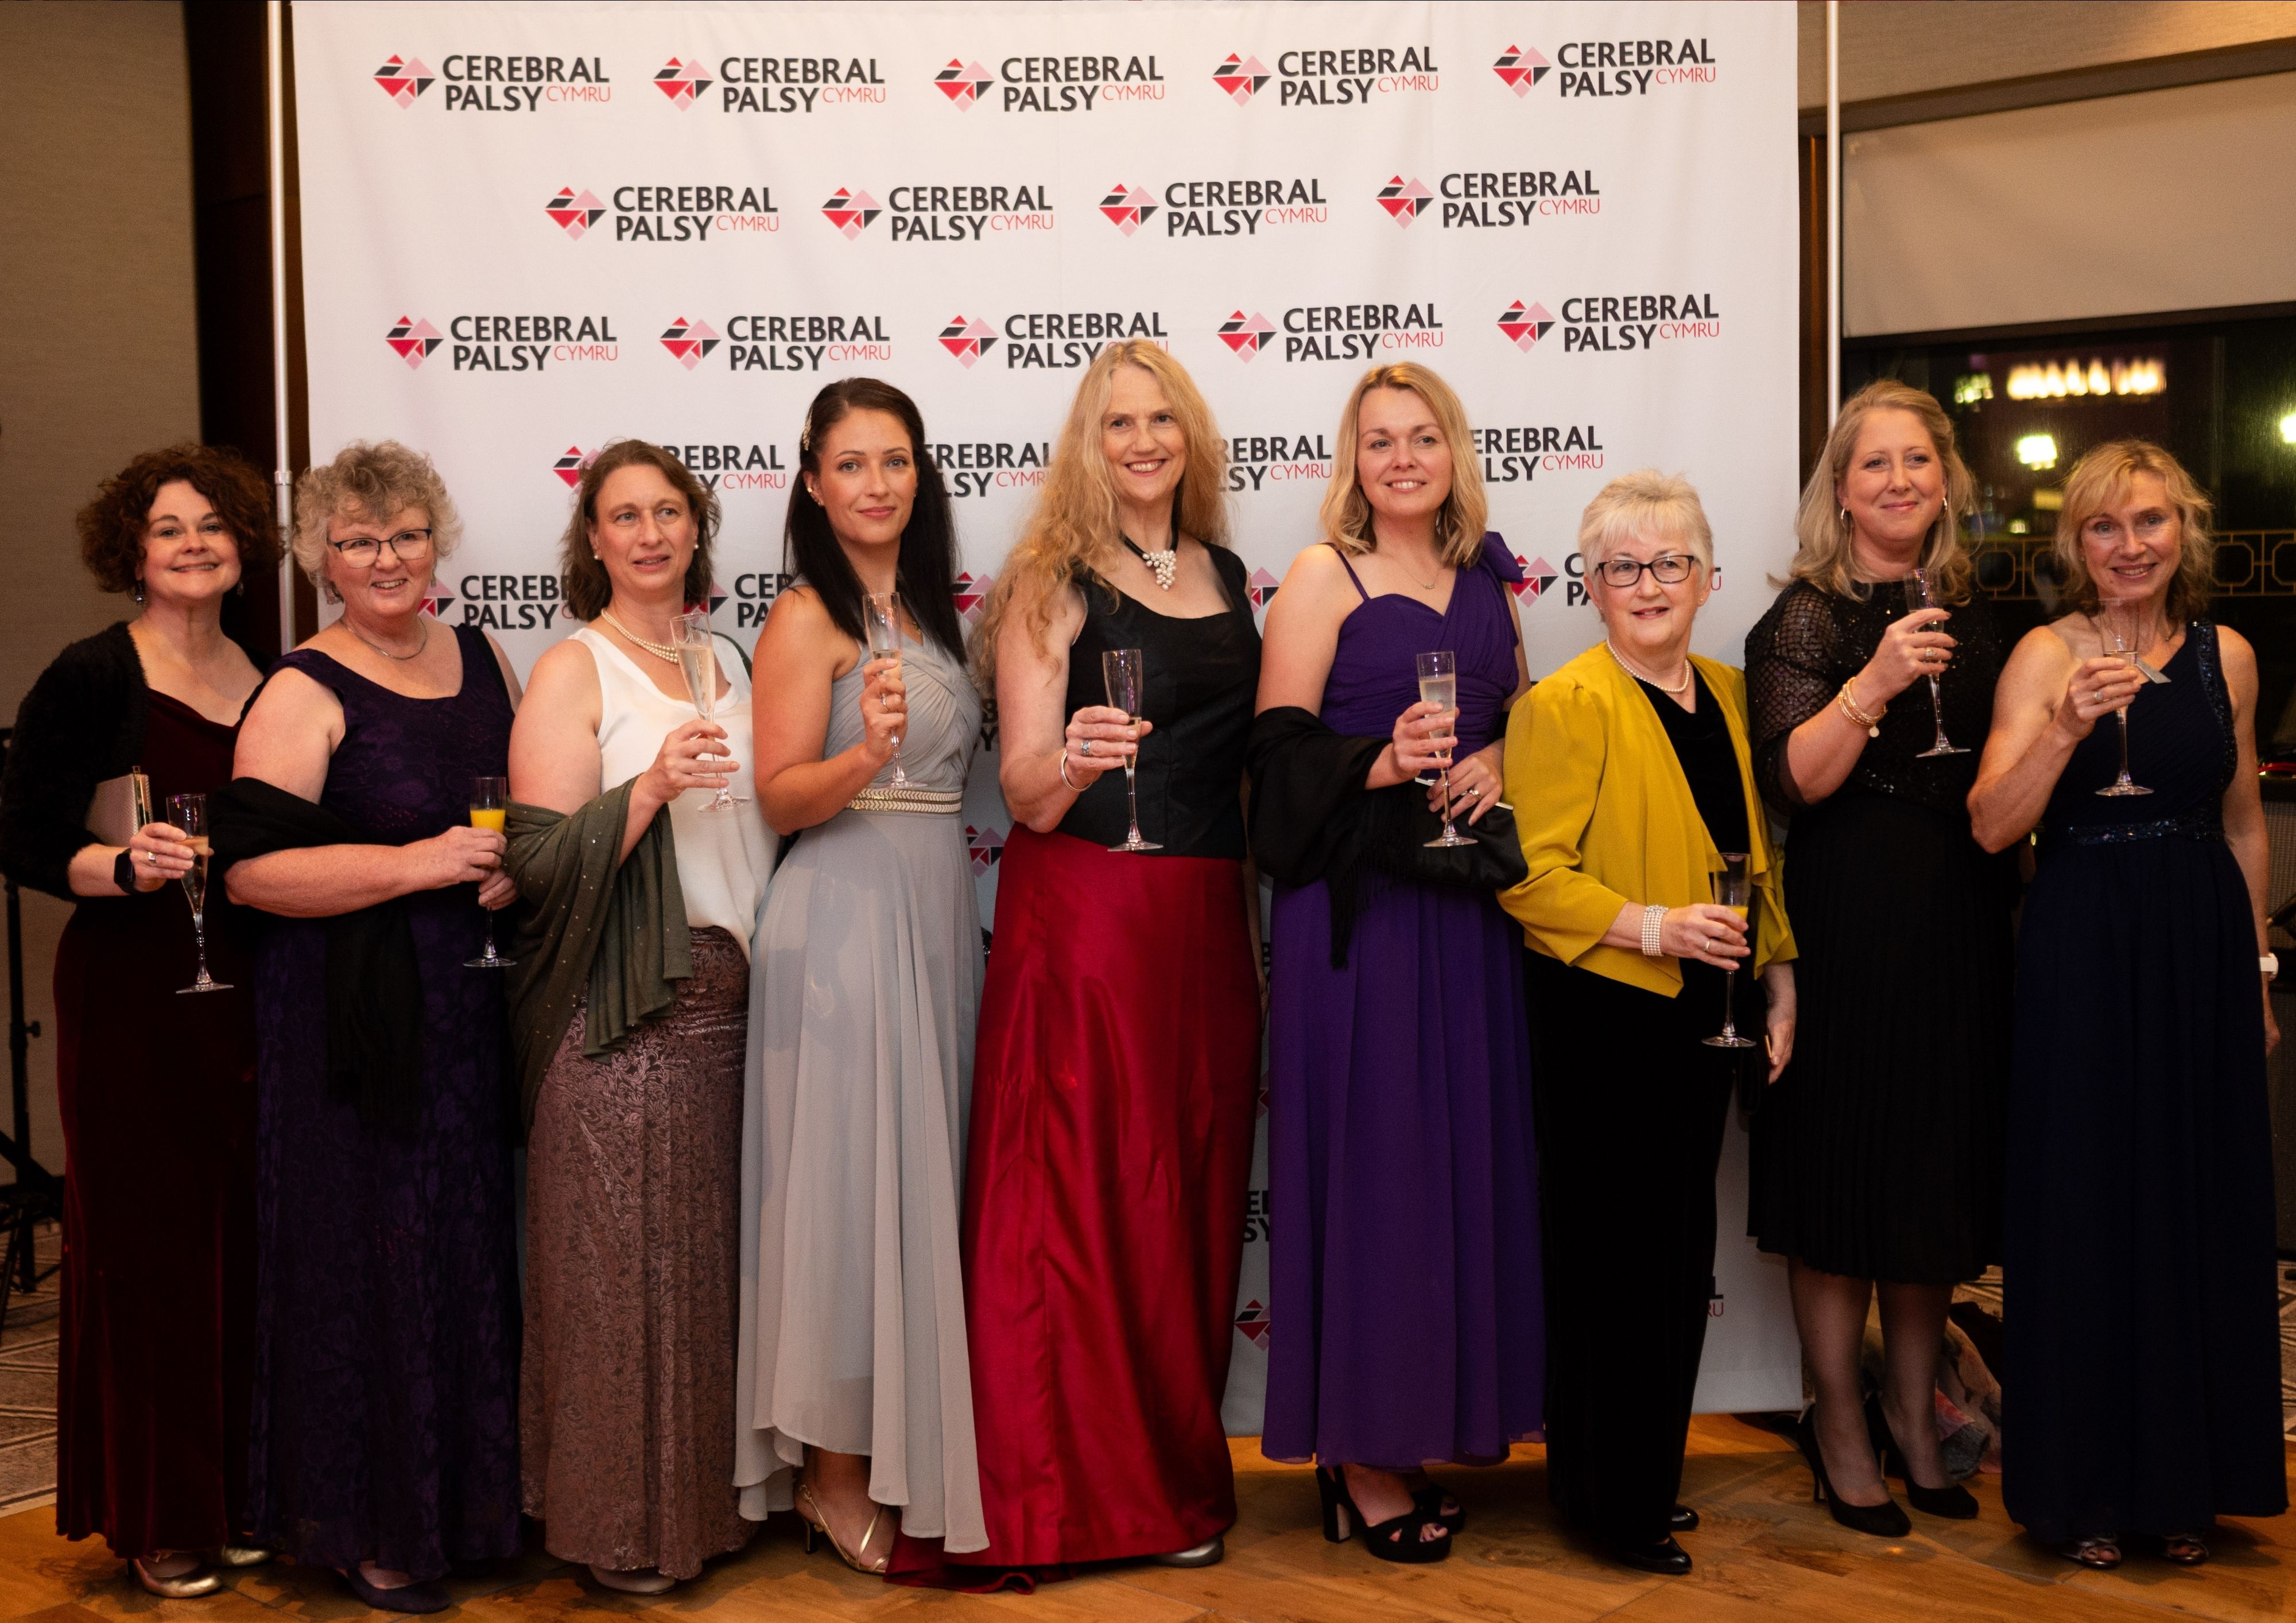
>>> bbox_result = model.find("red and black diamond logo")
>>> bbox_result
[373,55,435,107]
[660,317,721,370]
[821,187,882,238]
[653,56,712,107]
[1493,45,1551,97]
[1247,567,1279,614]
[1234,1299,1271,1346]
[1498,300,1556,352]
[420,582,455,618]
[937,315,998,368]
[551,446,589,487]
[1217,310,1277,360]
[965,824,1006,876]
[933,59,993,107]
[953,569,994,622]
[1376,176,1433,226]
[1512,553,1561,602]
[385,316,443,370]
[545,187,606,239]
[1213,53,1270,105]
[1098,183,1157,236]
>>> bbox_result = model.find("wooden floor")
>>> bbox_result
[3,1419,2290,1623]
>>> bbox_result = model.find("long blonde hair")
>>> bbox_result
[972,340,1230,688]
[1788,379,1974,603]
[1319,364,1488,568]
[2053,438,2215,624]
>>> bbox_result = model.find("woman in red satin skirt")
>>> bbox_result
[953,342,1262,1572]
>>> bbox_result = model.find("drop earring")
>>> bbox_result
[133,578,145,605]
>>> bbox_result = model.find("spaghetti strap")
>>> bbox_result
[1324,541,1371,603]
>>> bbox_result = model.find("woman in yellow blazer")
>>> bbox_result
[1499,471,1796,1578]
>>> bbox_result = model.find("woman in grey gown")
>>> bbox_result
[736,379,986,1570]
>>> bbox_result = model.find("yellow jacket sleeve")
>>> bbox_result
[1499,680,1631,964]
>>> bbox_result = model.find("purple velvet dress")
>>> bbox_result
[246,625,523,1579]
[1262,537,1545,1471]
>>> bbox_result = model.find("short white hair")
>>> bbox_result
[1576,469,1713,573]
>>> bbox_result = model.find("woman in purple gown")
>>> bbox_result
[221,443,525,1614]
[1250,365,1542,1564]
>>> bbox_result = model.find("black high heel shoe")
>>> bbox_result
[1864,1394,1979,1520]
[1316,1465,1452,1564]
[1410,1481,1464,1535]
[1794,1409,1910,1538]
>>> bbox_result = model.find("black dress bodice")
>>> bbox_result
[2039,622,2232,840]
[1057,546,1261,859]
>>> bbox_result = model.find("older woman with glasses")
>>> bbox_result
[220,441,525,1614]
[1501,471,1794,1578]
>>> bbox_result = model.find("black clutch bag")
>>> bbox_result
[1358,782,1530,892]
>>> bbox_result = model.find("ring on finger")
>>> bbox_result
[1082,739,1095,757]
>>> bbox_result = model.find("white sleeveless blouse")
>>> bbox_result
[572,626,777,953]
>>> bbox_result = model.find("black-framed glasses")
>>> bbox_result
[327,528,434,567]
[1593,553,1698,588]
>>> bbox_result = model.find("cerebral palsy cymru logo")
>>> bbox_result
[1212,53,1271,104]
[660,317,722,370]
[1099,183,1157,236]
[933,59,994,106]
[552,446,590,487]
[1234,1299,1271,1346]
[1217,311,1277,360]
[1498,301,1557,352]
[385,316,444,369]
[1246,569,1280,615]
[1492,45,1551,96]
[953,570,994,623]
[1376,176,1433,227]
[821,188,882,238]
[373,55,435,107]
[545,187,606,239]
[653,56,712,107]
[937,316,998,368]
[964,824,1005,876]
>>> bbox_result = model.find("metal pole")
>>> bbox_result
[267,1,295,651]
[1826,0,1841,418]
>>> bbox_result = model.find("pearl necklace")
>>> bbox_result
[599,605,679,664]
[1121,535,1178,591]
[1605,639,1692,694]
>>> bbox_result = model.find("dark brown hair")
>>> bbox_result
[76,442,278,595]
[557,440,721,621]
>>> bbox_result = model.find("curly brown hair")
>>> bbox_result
[76,442,278,595]
[557,440,720,622]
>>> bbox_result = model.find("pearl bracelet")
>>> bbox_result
[1640,903,1667,957]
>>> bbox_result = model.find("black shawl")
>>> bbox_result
[1246,706,1388,966]
[210,776,425,1130]
[0,622,148,900]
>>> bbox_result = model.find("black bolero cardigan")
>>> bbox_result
[0,622,150,901]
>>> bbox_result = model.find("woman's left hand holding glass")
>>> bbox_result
[125,820,195,892]
[1429,742,1505,826]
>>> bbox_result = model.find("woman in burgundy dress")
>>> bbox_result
[0,445,277,1597]
[950,342,1262,1575]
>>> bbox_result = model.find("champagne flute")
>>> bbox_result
[1417,651,1473,849]
[1701,851,1758,1049]
[463,775,517,969]
[673,609,746,810]
[862,591,909,789]
[1102,647,1161,853]
[169,793,231,994]
[1907,569,1967,758]
[2094,603,2153,798]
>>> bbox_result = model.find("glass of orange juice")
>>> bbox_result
[464,775,515,969]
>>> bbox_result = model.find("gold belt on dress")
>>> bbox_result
[846,786,964,816]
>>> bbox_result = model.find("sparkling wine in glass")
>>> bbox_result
[2094,604,2153,798]
[674,609,746,810]
[463,775,517,968]
[862,592,909,789]
[1701,851,1758,1049]
[1417,651,1473,849]
[1102,647,1161,853]
[169,793,231,994]
[1907,569,1967,758]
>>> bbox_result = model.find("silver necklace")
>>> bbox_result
[1605,639,1692,694]
[347,618,430,662]
[599,605,679,663]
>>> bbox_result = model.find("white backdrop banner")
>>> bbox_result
[294,0,1805,1427]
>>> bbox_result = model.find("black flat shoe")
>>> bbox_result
[1669,1504,1700,1532]
[1864,1394,1979,1519]
[338,1568,451,1614]
[1605,1534,1692,1575]
[1794,1409,1910,1539]
[1316,1466,1452,1564]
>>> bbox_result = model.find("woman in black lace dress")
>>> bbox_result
[1743,382,2015,1536]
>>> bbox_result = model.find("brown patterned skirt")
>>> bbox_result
[521,926,753,1577]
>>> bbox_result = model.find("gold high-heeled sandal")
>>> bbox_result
[795,1482,891,1574]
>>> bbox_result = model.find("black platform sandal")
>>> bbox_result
[1864,1394,1979,1520]
[1316,1465,1452,1563]
[1409,1479,1464,1535]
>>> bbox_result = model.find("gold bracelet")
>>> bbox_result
[1837,679,1883,737]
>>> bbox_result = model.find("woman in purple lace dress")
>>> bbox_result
[223,444,525,1614]
[1252,366,1542,1566]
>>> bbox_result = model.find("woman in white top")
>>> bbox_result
[507,440,776,1593]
